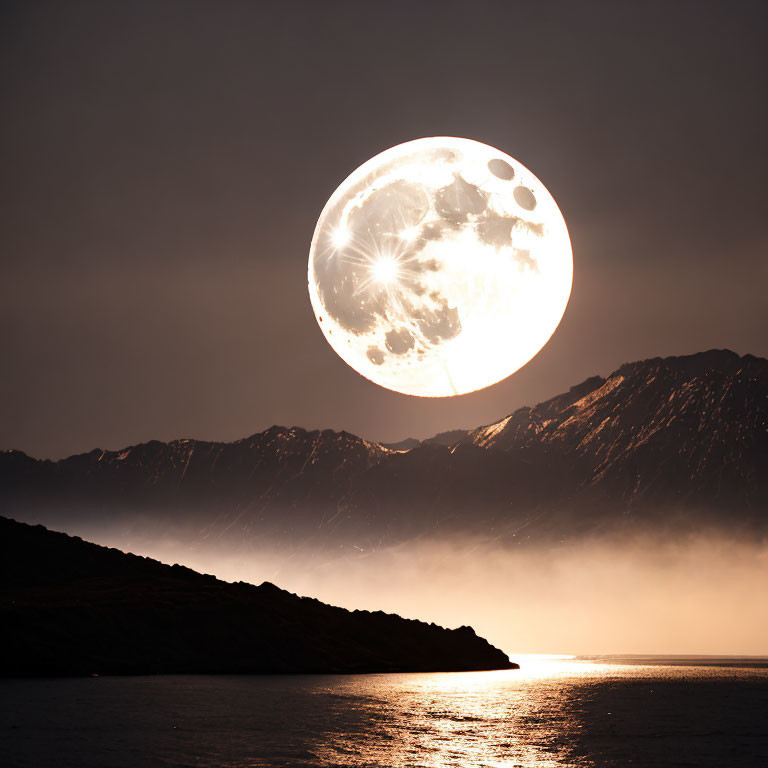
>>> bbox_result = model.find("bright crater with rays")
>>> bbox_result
[308,137,573,397]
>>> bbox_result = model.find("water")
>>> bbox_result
[2,657,767,767]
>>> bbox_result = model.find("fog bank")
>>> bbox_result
[97,528,768,657]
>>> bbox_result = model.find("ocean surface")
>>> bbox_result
[2,657,767,767]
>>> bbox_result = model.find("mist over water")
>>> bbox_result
[68,518,768,657]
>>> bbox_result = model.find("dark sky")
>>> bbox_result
[2,0,766,459]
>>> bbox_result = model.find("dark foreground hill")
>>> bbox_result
[1,350,766,547]
[0,517,515,676]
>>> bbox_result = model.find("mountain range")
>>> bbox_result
[2,349,766,550]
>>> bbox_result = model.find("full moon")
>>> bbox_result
[308,137,572,397]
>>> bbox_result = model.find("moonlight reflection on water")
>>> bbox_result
[1,658,767,767]
[310,661,585,768]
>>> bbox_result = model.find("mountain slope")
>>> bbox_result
[466,349,768,511]
[0,516,515,676]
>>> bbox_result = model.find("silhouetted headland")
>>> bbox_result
[0,517,516,677]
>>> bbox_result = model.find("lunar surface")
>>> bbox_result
[308,137,572,397]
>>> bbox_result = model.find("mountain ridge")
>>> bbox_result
[2,349,766,545]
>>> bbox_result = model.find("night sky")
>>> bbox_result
[2,0,766,459]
